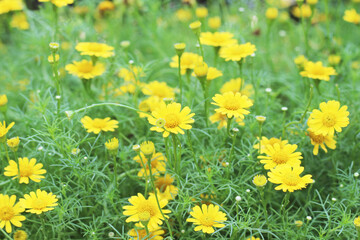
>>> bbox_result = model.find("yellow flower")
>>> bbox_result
[253,136,288,154]
[306,129,336,155]
[209,112,244,129]
[128,224,164,240]
[7,137,20,149]
[268,165,313,192]
[194,62,208,78]
[174,42,186,56]
[294,55,308,68]
[258,143,303,169]
[0,121,15,139]
[0,0,23,15]
[65,60,105,79]
[292,4,312,18]
[307,0,318,4]
[150,175,178,201]
[73,6,89,15]
[211,91,253,119]
[208,16,221,29]
[13,230,28,240]
[118,65,145,82]
[220,78,255,97]
[169,52,202,74]
[123,193,171,231]
[133,152,167,177]
[142,81,175,99]
[200,32,237,47]
[344,9,360,24]
[246,237,261,240]
[0,94,8,106]
[252,174,267,187]
[105,137,119,151]
[300,61,337,81]
[10,12,29,30]
[38,0,74,8]
[97,0,115,12]
[140,141,155,156]
[138,96,164,119]
[219,42,256,62]
[75,42,114,58]
[175,8,192,22]
[19,189,58,214]
[0,194,25,233]
[148,102,195,138]
[307,100,349,136]
[295,220,303,228]
[266,7,278,19]
[189,21,202,34]
[187,204,227,234]
[192,67,222,81]
[328,55,341,66]
[4,157,46,184]
[354,216,360,228]
[48,54,60,64]
[80,116,119,134]
[196,6,208,18]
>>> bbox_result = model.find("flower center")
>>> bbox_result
[199,216,215,227]
[139,203,156,217]
[224,99,240,111]
[165,114,180,128]
[272,150,288,164]
[312,67,325,75]
[78,63,94,73]
[282,173,301,186]
[0,206,15,221]
[20,167,33,177]
[32,198,47,210]
[92,119,106,129]
[322,113,336,127]
[309,132,325,144]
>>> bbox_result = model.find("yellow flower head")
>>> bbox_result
[19,189,58,214]
[196,6,208,18]
[97,0,115,12]
[208,16,221,29]
[219,42,256,62]
[75,42,114,58]
[150,185,178,201]
[306,129,336,155]
[4,157,46,184]
[142,81,175,99]
[206,67,223,80]
[307,0,318,4]
[175,8,192,22]
[189,21,202,34]
[212,91,253,119]
[0,121,15,139]
[294,55,308,68]
[65,60,105,79]
[14,230,28,240]
[7,137,20,149]
[0,94,8,106]
[252,174,267,187]
[138,96,164,119]
[187,204,227,234]
[133,152,167,177]
[194,62,208,78]
[300,61,337,81]
[295,220,303,228]
[246,237,261,240]
[344,9,360,24]
[0,0,23,15]
[10,12,29,30]
[209,112,244,129]
[268,165,313,192]
[292,4,312,18]
[128,224,165,240]
[174,42,186,56]
[200,32,237,47]
[258,143,303,169]
[155,175,176,192]
[170,52,203,74]
[80,116,119,134]
[328,55,341,66]
[39,0,74,8]
[354,216,360,228]
[148,102,195,138]
[0,194,25,233]
[140,141,155,156]
[266,7,278,19]
[307,100,349,136]
[253,136,289,154]
[220,78,254,97]
[105,137,119,151]
[153,175,178,201]
[123,193,171,231]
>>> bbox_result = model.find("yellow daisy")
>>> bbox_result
[200,32,237,47]
[294,55,308,68]
[75,42,114,58]
[209,112,244,129]
[65,60,105,79]
[220,78,254,97]
[0,121,15,139]
[267,165,313,192]
[128,223,164,240]
[0,194,25,233]
[0,94,7,106]
[123,193,171,230]
[10,12,29,30]
[80,116,119,134]
[38,0,74,8]
[133,152,167,177]
[105,137,119,151]
[175,8,192,22]
[151,175,178,200]
[211,91,253,119]
[219,42,256,62]
[208,16,221,30]
[148,102,195,138]
[343,9,360,24]
[306,129,336,155]
[138,96,164,119]
[253,136,289,154]
[0,0,23,15]
[292,4,312,18]
[13,230,28,240]
[187,204,227,234]
[307,100,350,136]
[142,81,175,99]
[258,143,303,169]
[19,189,58,214]
[169,52,203,75]
[192,67,223,81]
[4,157,46,184]
[300,61,337,81]
[252,174,267,187]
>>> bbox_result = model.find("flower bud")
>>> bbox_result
[174,43,186,57]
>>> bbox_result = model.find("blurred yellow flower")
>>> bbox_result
[306,129,336,155]
[196,6,208,18]
[4,157,46,184]
[128,224,164,240]
[176,8,192,22]
[65,60,105,79]
[10,12,29,30]
[105,137,119,151]
[219,42,256,62]
[300,61,336,81]
[13,230,28,240]
[253,175,267,187]
[0,0,23,15]
[97,0,115,12]
[0,94,8,106]
[76,42,114,58]
[200,32,237,47]
[208,16,221,29]
[209,112,244,129]
[39,0,74,8]
[0,121,14,139]
[220,78,254,98]
[81,116,119,134]
[253,136,288,154]
[292,4,312,18]
[328,55,341,66]
[170,52,202,74]
[266,7,278,20]
[343,9,360,24]
[142,81,175,99]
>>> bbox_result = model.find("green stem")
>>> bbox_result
[226,117,234,138]
[258,123,263,155]
[171,134,178,175]
[197,35,205,60]
[227,134,236,178]
[259,188,269,226]
[113,155,118,190]
[3,143,10,162]
[213,47,220,67]
[40,215,47,238]
[238,61,243,91]
[53,5,59,41]
[144,224,150,238]
[0,227,12,240]
[202,81,209,128]
[178,55,183,104]
[138,153,149,197]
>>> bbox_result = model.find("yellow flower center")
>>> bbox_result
[139,203,156,217]
[88,44,103,52]
[138,211,151,222]
[165,114,180,128]
[322,113,336,127]
[0,206,15,221]
[78,63,94,73]
[92,119,107,129]
[32,198,47,210]
[224,99,240,111]
[272,150,288,164]
[199,216,215,227]
[20,167,33,177]
[311,66,325,75]
[282,173,301,186]
[156,118,166,128]
[309,132,325,144]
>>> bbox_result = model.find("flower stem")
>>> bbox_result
[226,117,234,138]
[227,133,236,178]
[113,155,118,190]
[3,143,10,162]
[238,61,243,91]
[0,227,12,240]
[178,55,183,104]
[138,153,149,197]
[171,134,179,175]
[53,5,58,41]
[39,215,47,238]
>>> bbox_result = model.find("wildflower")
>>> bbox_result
[211,92,253,119]
[7,137,20,151]
[140,141,155,156]
[133,152,167,177]
[194,62,208,78]
[307,0,318,4]
[344,9,360,24]
[300,61,337,81]
[255,116,266,123]
[307,100,349,136]
[152,175,178,200]
[175,8,192,22]
[189,21,202,34]
[193,67,223,81]
[128,223,164,240]
[81,116,118,134]
[0,121,15,140]
[292,4,312,18]
[187,204,227,234]
[258,143,302,169]
[355,172,359,178]
[354,216,360,229]
[200,32,237,47]
[0,94,7,107]
[142,81,175,99]
[105,137,119,152]
[4,157,46,184]
[118,65,144,83]
[13,230,28,240]
[123,193,171,230]
[266,8,278,20]
[208,16,221,29]
[219,42,256,62]
[75,42,114,58]
[294,55,308,68]
[19,189,58,214]
[65,60,105,79]
[235,196,241,202]
[0,0,23,15]
[0,194,25,233]
[174,43,186,56]
[196,6,208,18]
[328,55,341,65]
[252,174,267,187]
[148,102,195,138]
[306,216,312,221]
[71,148,80,155]
[38,0,74,8]
[268,165,313,192]
[10,13,29,30]
[220,78,254,97]
[97,1,115,13]
[306,129,336,155]
[295,220,303,228]
[120,40,130,48]
[209,112,244,129]
[246,237,260,240]
[169,52,202,74]
[138,96,164,119]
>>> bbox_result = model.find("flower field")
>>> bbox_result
[0,0,360,239]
